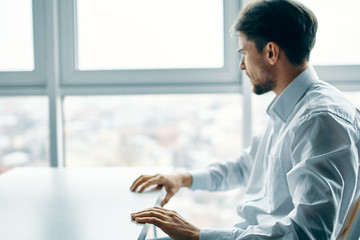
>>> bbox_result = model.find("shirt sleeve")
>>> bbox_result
[197,112,359,239]
[188,132,263,192]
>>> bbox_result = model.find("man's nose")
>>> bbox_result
[239,56,245,70]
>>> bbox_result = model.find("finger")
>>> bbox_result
[132,206,169,217]
[161,191,174,207]
[130,175,150,192]
[131,208,169,228]
[152,206,178,217]
[131,209,167,221]
[131,207,153,217]
[130,175,145,191]
[141,206,176,217]
[138,176,163,193]
[133,216,166,228]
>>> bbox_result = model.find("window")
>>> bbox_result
[0,0,358,168]
[0,97,49,167]
[64,94,242,168]
[1,0,242,168]
[0,0,34,71]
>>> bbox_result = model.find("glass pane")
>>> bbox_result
[64,94,242,168]
[0,97,49,172]
[300,0,360,65]
[76,0,224,70]
[0,0,34,71]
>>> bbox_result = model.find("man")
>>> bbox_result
[130,0,360,239]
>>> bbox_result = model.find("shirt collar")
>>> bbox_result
[267,66,319,122]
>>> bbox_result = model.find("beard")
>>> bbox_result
[249,63,275,95]
[253,78,275,95]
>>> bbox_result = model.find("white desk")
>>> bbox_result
[0,167,163,240]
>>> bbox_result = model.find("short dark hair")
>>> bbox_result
[231,0,318,66]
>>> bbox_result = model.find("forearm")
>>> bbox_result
[189,157,251,192]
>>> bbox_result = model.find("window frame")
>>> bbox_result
[0,0,359,168]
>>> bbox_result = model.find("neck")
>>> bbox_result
[272,61,308,96]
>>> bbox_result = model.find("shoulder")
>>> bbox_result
[294,80,360,134]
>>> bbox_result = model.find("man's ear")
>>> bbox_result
[265,42,279,65]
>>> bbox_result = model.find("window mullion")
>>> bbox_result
[42,0,65,167]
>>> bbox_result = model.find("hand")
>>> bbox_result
[0,165,14,174]
[130,173,192,207]
[131,207,200,240]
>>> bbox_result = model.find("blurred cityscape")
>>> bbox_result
[0,97,49,168]
[63,94,243,169]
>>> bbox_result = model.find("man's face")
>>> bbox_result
[238,33,275,95]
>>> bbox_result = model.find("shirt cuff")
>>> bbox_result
[200,228,234,240]
[188,169,212,190]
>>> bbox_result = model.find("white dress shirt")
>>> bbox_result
[189,66,360,239]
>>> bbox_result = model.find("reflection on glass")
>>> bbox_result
[299,0,360,65]
[0,0,34,71]
[64,94,242,168]
[0,97,49,169]
[76,0,224,70]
